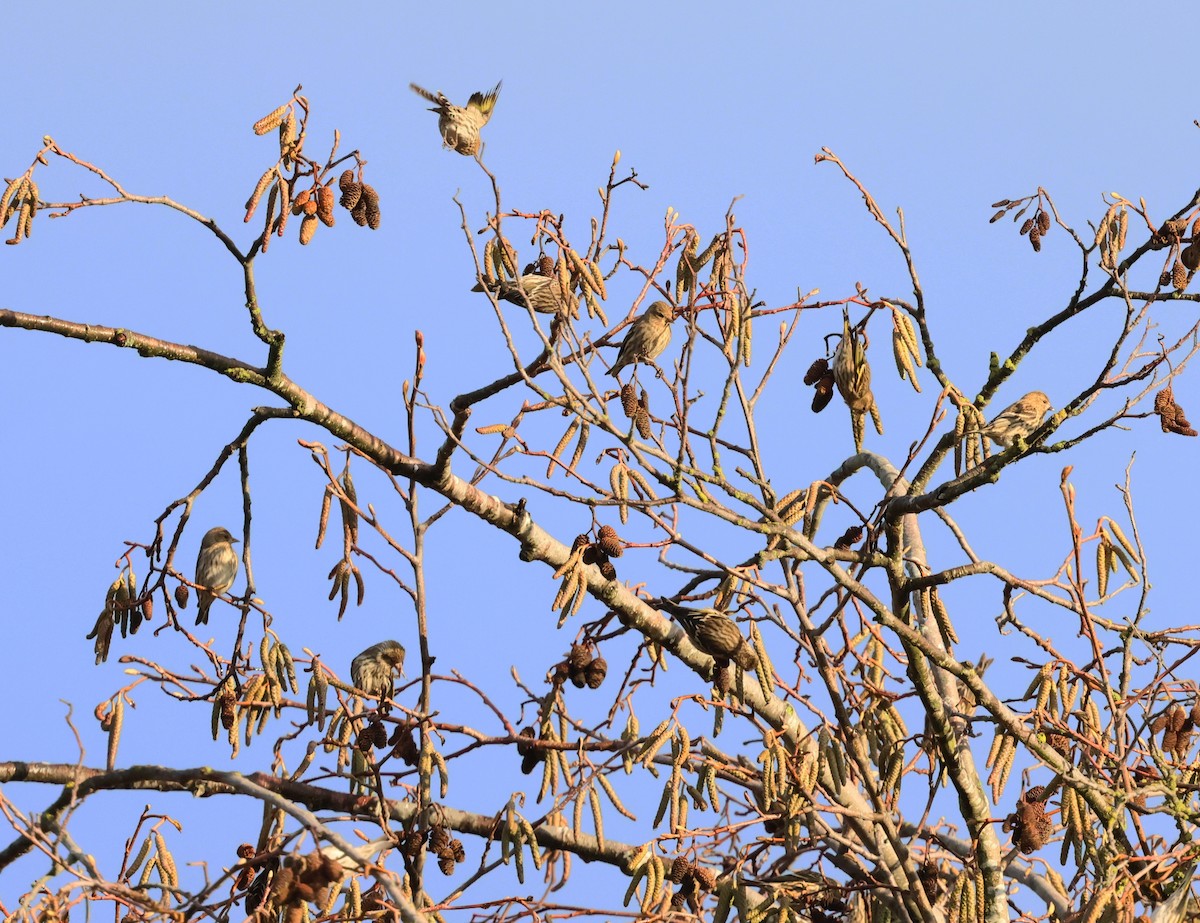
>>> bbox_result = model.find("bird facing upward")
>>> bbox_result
[607,301,675,378]
[409,81,501,156]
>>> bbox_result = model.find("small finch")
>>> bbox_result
[319,835,395,871]
[409,81,501,156]
[981,391,1052,447]
[653,598,757,671]
[472,273,570,315]
[351,640,407,700]
[194,527,239,626]
[606,301,675,378]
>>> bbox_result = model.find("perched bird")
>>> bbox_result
[653,598,757,671]
[351,640,407,699]
[194,526,239,626]
[606,301,675,378]
[472,273,571,315]
[981,391,1052,447]
[319,834,396,871]
[409,81,501,156]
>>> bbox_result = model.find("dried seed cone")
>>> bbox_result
[668,857,691,883]
[316,187,336,227]
[693,866,717,892]
[596,525,623,558]
[360,185,381,230]
[585,657,607,688]
[340,181,362,211]
[598,559,617,581]
[567,643,592,672]
[635,407,652,439]
[812,373,835,412]
[1037,210,1051,234]
[437,855,455,875]
[174,583,190,609]
[429,825,450,854]
[803,357,829,386]
[1020,218,1035,236]
[834,525,864,549]
[620,383,638,418]
[1173,260,1190,292]
[299,214,318,245]
[1011,799,1053,853]
[1183,244,1200,272]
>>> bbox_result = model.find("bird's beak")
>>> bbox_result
[230,538,240,544]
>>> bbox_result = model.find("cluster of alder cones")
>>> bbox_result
[579,525,623,581]
[1151,700,1200,761]
[1155,384,1197,437]
[428,824,467,876]
[354,717,419,765]
[1002,785,1054,853]
[516,726,546,775]
[988,197,1052,252]
[553,642,608,689]
[666,856,718,912]
[244,849,345,922]
[619,383,653,438]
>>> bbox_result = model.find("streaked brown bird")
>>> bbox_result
[194,526,239,626]
[654,598,757,671]
[409,81,501,156]
[351,640,407,700]
[472,273,571,315]
[981,391,1052,447]
[606,301,675,378]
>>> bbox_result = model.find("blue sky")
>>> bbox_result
[2,0,1198,913]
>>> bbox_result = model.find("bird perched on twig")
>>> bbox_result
[980,391,1052,447]
[409,81,501,156]
[653,598,757,671]
[472,273,571,315]
[319,834,396,871]
[351,640,407,700]
[194,527,239,626]
[607,301,675,378]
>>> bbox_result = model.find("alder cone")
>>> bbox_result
[596,524,623,557]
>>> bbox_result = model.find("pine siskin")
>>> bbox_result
[351,640,407,699]
[194,527,239,626]
[606,301,675,378]
[472,273,570,315]
[654,598,757,671]
[319,835,395,871]
[409,82,501,156]
[980,391,1052,447]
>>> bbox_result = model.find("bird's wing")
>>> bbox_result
[409,83,444,106]
[467,82,502,118]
